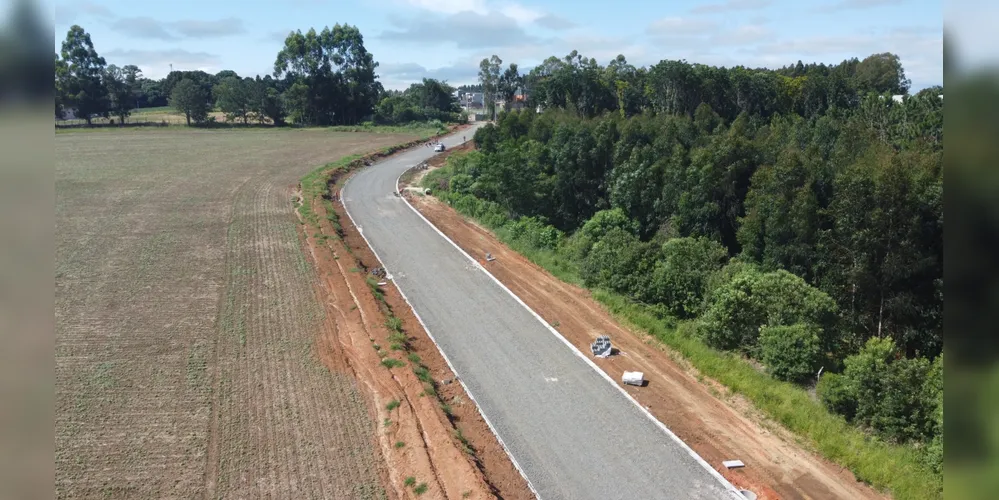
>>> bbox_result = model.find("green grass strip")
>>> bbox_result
[429,183,941,500]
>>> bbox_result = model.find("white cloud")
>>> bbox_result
[110,17,179,41]
[646,17,718,37]
[103,48,222,79]
[502,3,543,24]
[109,16,247,40]
[754,29,941,87]
[398,0,561,28]
[379,60,481,89]
[690,0,772,14]
[171,18,246,38]
[713,24,772,45]
[265,30,294,43]
[534,13,576,31]
[815,0,904,12]
[379,10,546,49]
[376,33,653,89]
[54,0,113,25]
[400,0,487,15]
[78,0,113,18]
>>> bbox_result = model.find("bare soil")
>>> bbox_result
[56,129,419,499]
[402,148,889,500]
[294,154,534,499]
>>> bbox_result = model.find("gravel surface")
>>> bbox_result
[342,125,743,500]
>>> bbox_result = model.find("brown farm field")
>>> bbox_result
[55,129,422,498]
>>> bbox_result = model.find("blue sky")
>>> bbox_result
[50,0,942,91]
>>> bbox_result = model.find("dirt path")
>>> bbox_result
[402,153,888,500]
[296,158,533,499]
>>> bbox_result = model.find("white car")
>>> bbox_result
[434,143,446,152]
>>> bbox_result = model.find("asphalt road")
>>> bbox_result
[342,124,743,500]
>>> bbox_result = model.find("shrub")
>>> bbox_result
[568,208,640,260]
[817,372,858,420]
[381,358,405,369]
[698,267,838,353]
[413,366,432,383]
[648,237,728,318]
[507,216,563,250]
[579,227,657,297]
[385,399,400,411]
[449,173,475,194]
[385,316,403,332]
[702,258,758,305]
[759,323,823,382]
[819,337,940,443]
[923,354,943,474]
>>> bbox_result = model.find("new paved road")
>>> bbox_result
[342,125,743,500]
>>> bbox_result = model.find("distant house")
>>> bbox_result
[509,94,528,110]
[464,92,484,109]
[887,93,943,103]
[58,107,79,120]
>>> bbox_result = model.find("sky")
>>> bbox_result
[49,0,944,91]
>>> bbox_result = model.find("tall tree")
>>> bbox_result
[273,24,380,125]
[104,64,134,124]
[162,70,214,104]
[407,78,459,114]
[249,76,286,125]
[213,76,251,124]
[59,25,109,125]
[855,52,911,95]
[499,63,521,111]
[478,55,502,119]
[169,78,210,125]
[121,64,142,108]
[55,53,68,118]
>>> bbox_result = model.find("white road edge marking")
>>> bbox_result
[340,147,544,500]
[391,171,745,499]
[345,132,744,500]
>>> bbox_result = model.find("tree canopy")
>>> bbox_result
[272,24,381,126]
[425,48,942,475]
[58,25,108,125]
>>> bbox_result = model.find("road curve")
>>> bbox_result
[342,125,743,500]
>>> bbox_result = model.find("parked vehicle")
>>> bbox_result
[434,143,446,152]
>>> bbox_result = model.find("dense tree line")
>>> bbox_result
[476,50,928,124]
[374,78,462,125]
[435,50,942,472]
[55,24,460,127]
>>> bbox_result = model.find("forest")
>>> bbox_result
[425,50,944,490]
[55,24,463,127]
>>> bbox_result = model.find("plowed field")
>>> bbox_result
[55,129,417,498]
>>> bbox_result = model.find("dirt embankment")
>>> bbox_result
[401,147,888,500]
[295,131,533,500]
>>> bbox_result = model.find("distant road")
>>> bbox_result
[342,124,743,499]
